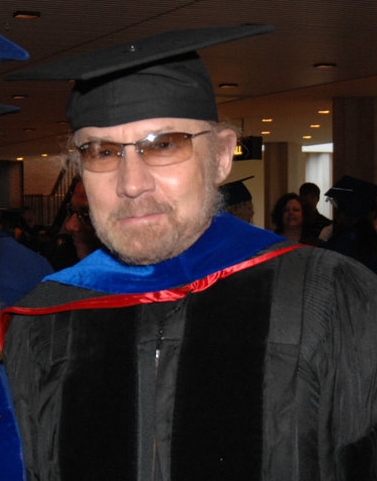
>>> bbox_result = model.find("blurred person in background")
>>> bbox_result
[41,177,101,270]
[321,175,377,274]
[64,177,101,259]
[220,175,254,223]
[271,192,317,244]
[0,33,54,481]
[299,182,332,239]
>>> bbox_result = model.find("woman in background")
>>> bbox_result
[271,192,316,244]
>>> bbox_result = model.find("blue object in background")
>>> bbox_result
[0,364,26,480]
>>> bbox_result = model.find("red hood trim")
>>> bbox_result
[0,244,304,351]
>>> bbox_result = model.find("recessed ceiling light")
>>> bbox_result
[41,153,48,157]
[310,124,320,128]
[313,63,336,70]
[219,83,239,89]
[16,157,24,161]
[302,135,312,140]
[13,11,41,19]
[262,118,273,123]
[12,94,28,100]
[23,128,35,132]
[261,131,271,135]
[318,110,330,114]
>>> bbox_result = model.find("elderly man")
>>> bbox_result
[3,26,377,481]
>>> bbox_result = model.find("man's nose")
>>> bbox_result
[116,149,155,198]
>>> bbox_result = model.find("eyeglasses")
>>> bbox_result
[66,205,91,224]
[77,130,211,173]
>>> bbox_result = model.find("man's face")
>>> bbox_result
[64,181,100,259]
[75,118,235,264]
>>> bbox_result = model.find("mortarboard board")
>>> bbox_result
[325,175,377,217]
[0,35,29,116]
[7,25,273,130]
[220,175,254,206]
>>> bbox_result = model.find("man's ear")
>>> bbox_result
[215,129,238,184]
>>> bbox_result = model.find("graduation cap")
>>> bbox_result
[0,35,29,116]
[7,25,273,130]
[220,175,254,206]
[325,175,377,217]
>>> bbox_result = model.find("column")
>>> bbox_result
[332,97,377,183]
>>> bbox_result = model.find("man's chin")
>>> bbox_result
[100,231,175,265]
[115,248,173,266]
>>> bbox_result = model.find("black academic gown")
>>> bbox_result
[3,213,377,481]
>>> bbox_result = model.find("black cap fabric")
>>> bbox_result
[220,175,254,206]
[325,175,377,217]
[67,51,219,129]
[7,25,273,130]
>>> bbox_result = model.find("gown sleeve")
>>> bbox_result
[299,248,377,479]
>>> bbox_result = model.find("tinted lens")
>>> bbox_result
[78,131,210,172]
[140,132,192,165]
[80,141,122,172]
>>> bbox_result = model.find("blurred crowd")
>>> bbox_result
[270,177,377,275]
[0,176,101,272]
[220,175,377,276]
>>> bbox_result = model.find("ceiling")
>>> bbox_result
[1,0,377,162]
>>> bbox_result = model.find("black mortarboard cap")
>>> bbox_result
[325,175,377,217]
[7,25,273,130]
[220,175,254,206]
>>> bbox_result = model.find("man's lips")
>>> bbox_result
[117,211,167,225]
[110,199,173,225]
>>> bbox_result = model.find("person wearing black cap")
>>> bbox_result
[220,176,254,223]
[322,175,377,274]
[3,26,377,481]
